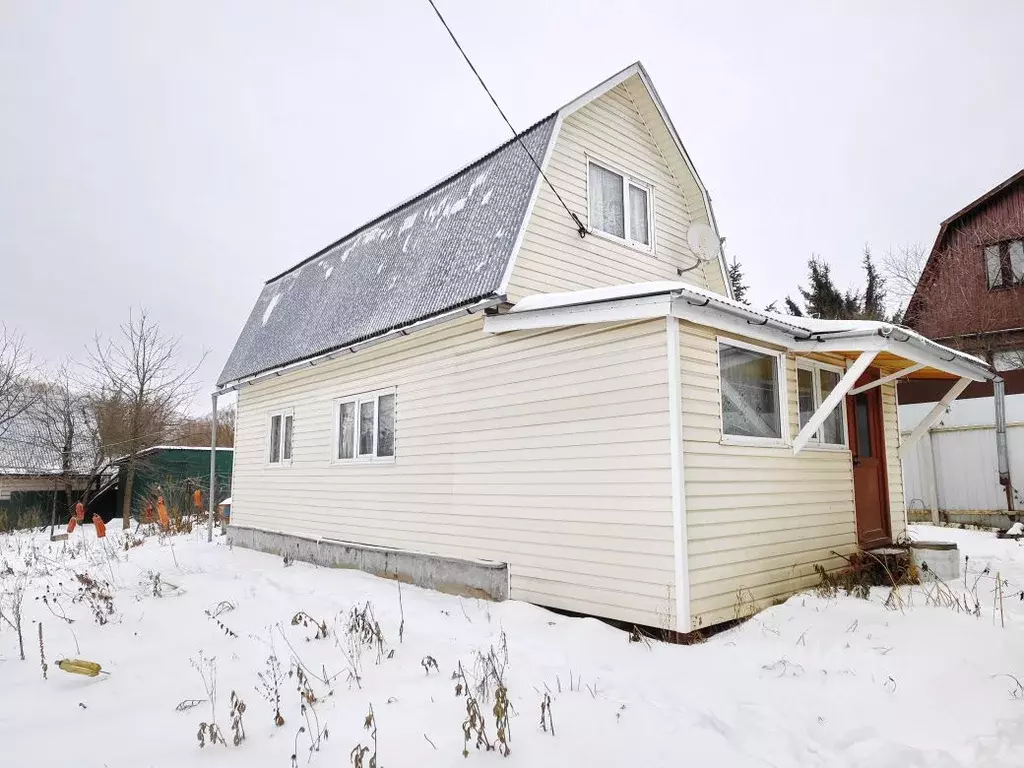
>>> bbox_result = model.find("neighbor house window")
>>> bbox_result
[985,240,1024,289]
[797,361,847,447]
[588,160,652,249]
[335,389,396,461]
[718,340,785,442]
[267,410,294,465]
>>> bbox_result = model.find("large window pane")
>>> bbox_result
[719,345,781,439]
[986,244,1004,288]
[1010,240,1024,282]
[588,163,624,238]
[819,369,845,444]
[797,368,815,431]
[338,402,355,459]
[282,415,293,460]
[358,400,375,455]
[376,394,395,457]
[269,415,282,463]
[628,184,650,245]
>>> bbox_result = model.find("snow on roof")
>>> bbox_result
[217,115,557,388]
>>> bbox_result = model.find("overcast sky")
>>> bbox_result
[2,1,1021,409]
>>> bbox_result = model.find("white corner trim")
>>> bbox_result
[497,112,564,297]
[792,351,877,455]
[666,316,690,633]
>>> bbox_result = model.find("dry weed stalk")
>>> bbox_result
[291,611,329,641]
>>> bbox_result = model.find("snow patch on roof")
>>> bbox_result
[399,213,418,234]
[480,189,493,206]
[469,172,488,196]
[261,294,281,326]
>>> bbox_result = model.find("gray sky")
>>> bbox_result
[2,1,1021,409]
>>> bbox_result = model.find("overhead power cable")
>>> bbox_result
[425,0,587,239]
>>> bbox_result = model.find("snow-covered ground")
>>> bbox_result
[2,521,1024,767]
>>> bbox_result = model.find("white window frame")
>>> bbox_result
[796,359,849,451]
[332,387,396,464]
[716,337,789,447]
[266,408,294,467]
[585,157,655,254]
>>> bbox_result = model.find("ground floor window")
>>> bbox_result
[718,339,786,443]
[267,410,294,465]
[797,360,847,447]
[335,389,396,461]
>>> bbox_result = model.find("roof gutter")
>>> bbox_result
[214,296,503,395]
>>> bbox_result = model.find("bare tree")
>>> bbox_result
[172,403,236,448]
[35,362,107,536]
[880,244,929,320]
[0,325,36,439]
[90,309,205,527]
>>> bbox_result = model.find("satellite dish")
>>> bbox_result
[686,222,723,263]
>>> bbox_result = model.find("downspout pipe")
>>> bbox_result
[995,376,1011,514]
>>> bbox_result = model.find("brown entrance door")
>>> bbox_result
[846,369,891,547]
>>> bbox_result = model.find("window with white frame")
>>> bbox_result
[797,361,848,447]
[587,160,652,249]
[718,341,785,441]
[335,389,395,461]
[267,410,294,465]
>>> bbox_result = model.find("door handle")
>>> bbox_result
[852,454,860,467]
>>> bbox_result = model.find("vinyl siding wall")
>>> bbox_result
[883,381,907,542]
[678,321,861,629]
[506,76,727,302]
[232,315,676,628]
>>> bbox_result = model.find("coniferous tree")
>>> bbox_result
[727,257,750,305]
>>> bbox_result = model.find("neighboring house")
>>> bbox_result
[217,62,993,632]
[0,409,106,528]
[899,169,1024,519]
[102,446,233,518]
[905,168,1024,371]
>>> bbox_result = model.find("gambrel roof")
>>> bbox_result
[218,63,729,390]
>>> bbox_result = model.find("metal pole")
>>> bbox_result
[994,377,1015,512]
[208,392,218,542]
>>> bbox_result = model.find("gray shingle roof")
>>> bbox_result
[0,407,95,477]
[218,114,558,387]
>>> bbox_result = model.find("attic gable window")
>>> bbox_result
[587,160,652,250]
[335,389,396,463]
[985,240,1024,289]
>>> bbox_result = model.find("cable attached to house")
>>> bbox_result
[425,0,588,239]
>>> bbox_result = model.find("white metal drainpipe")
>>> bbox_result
[994,377,1015,512]
[208,392,218,542]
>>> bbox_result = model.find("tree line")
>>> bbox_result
[727,244,927,324]
[0,309,233,530]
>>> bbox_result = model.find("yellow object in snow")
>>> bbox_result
[57,659,104,677]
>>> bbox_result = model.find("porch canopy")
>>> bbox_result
[484,281,996,455]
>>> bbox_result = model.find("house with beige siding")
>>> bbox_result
[216,63,994,632]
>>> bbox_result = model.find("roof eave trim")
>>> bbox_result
[485,288,994,382]
[215,295,503,394]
